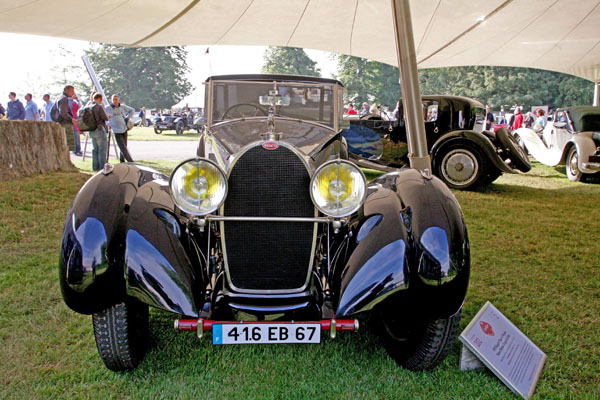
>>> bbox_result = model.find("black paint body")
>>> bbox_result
[59,75,470,330]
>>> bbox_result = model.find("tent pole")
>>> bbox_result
[594,82,599,106]
[391,0,431,172]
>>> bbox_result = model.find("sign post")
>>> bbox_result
[460,302,546,399]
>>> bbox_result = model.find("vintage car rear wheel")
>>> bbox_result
[566,146,585,182]
[92,300,149,371]
[496,128,531,172]
[435,143,485,190]
[175,121,185,135]
[376,308,461,371]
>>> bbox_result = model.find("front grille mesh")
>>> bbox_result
[223,145,315,291]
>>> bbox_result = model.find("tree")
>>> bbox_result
[262,47,320,77]
[335,55,595,110]
[50,44,93,98]
[85,44,193,109]
[334,55,400,107]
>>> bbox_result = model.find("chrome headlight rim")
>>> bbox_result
[310,159,367,218]
[169,157,228,216]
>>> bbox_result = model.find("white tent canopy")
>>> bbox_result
[1,0,599,83]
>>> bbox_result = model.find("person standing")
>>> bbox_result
[512,107,523,130]
[105,94,135,162]
[0,103,6,119]
[523,111,535,128]
[360,102,370,116]
[535,109,546,128]
[42,94,54,122]
[57,85,77,151]
[485,105,494,131]
[347,104,357,115]
[88,93,109,171]
[70,92,83,156]
[138,107,147,126]
[24,93,39,121]
[7,92,25,120]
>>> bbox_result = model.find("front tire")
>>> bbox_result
[496,128,531,172]
[154,127,162,135]
[377,308,461,371]
[92,300,149,371]
[566,146,585,182]
[435,143,485,190]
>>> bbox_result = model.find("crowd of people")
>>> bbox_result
[485,105,551,132]
[344,101,397,120]
[1,87,136,172]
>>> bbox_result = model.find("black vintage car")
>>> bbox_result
[60,74,470,372]
[154,112,199,135]
[344,95,531,189]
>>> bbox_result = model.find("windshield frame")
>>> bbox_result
[205,79,344,132]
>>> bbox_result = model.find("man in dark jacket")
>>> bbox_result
[0,103,5,118]
[57,85,77,152]
[88,92,110,171]
[7,92,25,120]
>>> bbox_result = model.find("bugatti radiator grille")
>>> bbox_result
[222,144,316,291]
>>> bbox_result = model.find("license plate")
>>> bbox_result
[158,124,168,128]
[212,323,320,345]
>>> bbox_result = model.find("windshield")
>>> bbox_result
[211,80,338,127]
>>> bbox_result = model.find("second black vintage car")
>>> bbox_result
[344,95,531,189]
[60,75,470,372]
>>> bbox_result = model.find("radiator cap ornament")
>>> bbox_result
[262,141,279,150]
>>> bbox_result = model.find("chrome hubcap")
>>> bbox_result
[569,151,579,176]
[441,149,478,186]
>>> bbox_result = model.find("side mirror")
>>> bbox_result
[553,121,567,129]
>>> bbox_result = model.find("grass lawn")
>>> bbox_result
[127,126,199,141]
[0,162,598,399]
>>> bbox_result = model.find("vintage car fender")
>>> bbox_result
[431,130,515,174]
[335,169,470,319]
[123,180,201,317]
[515,128,598,173]
[58,164,190,314]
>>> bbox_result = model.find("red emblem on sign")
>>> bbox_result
[262,141,279,150]
[480,321,495,336]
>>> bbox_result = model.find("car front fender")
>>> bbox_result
[124,181,201,317]
[431,130,515,174]
[335,169,470,319]
[59,164,169,314]
[565,133,599,173]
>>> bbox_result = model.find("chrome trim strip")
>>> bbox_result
[211,115,337,132]
[219,142,320,295]
[206,215,329,223]
[207,80,214,127]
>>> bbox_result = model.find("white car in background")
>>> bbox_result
[513,106,600,181]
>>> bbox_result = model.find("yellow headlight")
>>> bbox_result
[170,158,227,215]
[310,160,366,217]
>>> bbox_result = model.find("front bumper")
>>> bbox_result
[582,162,600,171]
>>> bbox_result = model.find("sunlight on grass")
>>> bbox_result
[0,164,598,399]
[127,126,199,141]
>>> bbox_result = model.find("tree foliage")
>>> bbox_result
[85,45,193,109]
[334,55,400,108]
[262,47,321,77]
[50,44,93,98]
[334,55,595,110]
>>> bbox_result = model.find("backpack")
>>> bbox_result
[77,107,97,131]
[50,102,61,122]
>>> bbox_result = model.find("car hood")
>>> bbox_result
[208,118,337,157]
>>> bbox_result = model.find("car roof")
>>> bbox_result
[205,74,344,87]
[564,106,600,132]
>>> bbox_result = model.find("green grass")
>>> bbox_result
[71,158,180,175]
[127,126,200,141]
[0,162,599,399]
